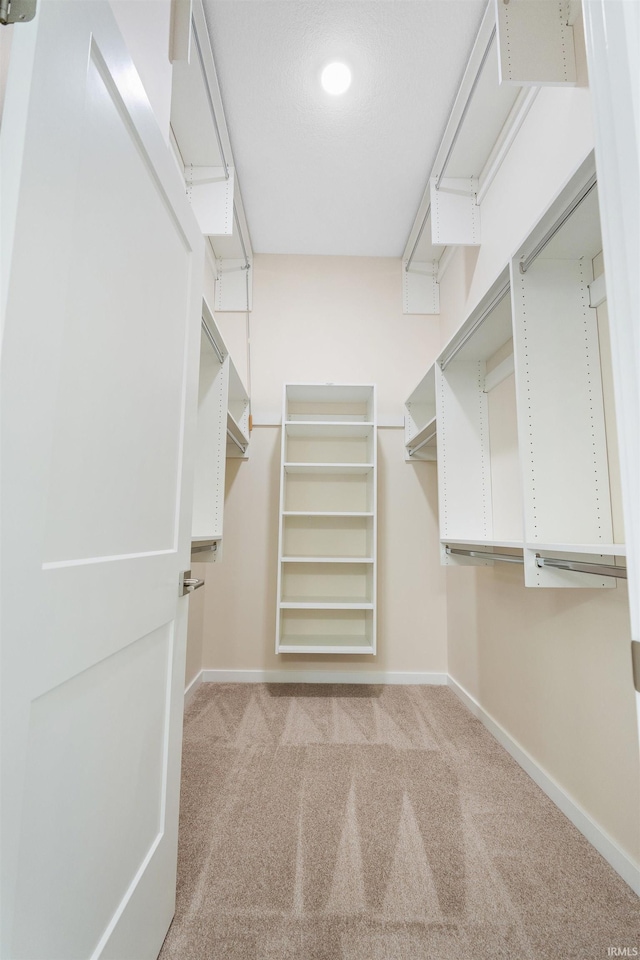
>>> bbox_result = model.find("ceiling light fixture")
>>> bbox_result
[321,62,351,96]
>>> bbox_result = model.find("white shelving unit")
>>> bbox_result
[408,155,626,588]
[191,298,250,561]
[276,385,377,654]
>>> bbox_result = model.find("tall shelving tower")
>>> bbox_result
[276,384,377,654]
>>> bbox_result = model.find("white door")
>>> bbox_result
[0,3,203,958]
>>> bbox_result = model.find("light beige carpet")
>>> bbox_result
[159,684,639,959]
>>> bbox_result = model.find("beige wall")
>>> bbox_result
[448,564,639,859]
[198,255,447,676]
[439,20,640,864]
[248,255,440,426]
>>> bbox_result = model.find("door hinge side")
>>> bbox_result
[0,0,36,25]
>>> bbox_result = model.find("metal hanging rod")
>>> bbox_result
[233,205,251,272]
[191,540,218,555]
[445,547,627,580]
[408,428,437,457]
[191,16,230,181]
[519,174,598,273]
[227,427,247,454]
[434,25,497,190]
[201,318,225,364]
[446,547,524,564]
[405,204,431,273]
[439,282,510,370]
[536,556,627,579]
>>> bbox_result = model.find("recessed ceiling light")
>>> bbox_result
[321,62,351,96]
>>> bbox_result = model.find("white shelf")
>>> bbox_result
[528,543,626,557]
[406,415,437,459]
[281,556,375,564]
[278,640,375,655]
[285,422,374,437]
[284,463,373,474]
[277,384,377,654]
[407,416,437,449]
[280,602,374,610]
[441,538,524,550]
[283,511,373,517]
[226,410,249,448]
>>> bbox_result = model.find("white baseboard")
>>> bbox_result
[198,668,448,686]
[183,669,203,709]
[447,675,640,897]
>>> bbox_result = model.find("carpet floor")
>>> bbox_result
[159,683,639,960]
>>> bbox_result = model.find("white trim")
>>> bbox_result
[199,669,448,686]
[447,675,640,896]
[184,669,204,708]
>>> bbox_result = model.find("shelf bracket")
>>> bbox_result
[430,177,481,247]
[402,260,439,315]
[495,0,577,86]
[215,257,253,312]
[185,165,234,236]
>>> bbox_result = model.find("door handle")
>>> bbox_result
[179,571,205,596]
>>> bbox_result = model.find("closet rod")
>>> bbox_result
[446,546,524,564]
[434,25,497,189]
[408,428,437,457]
[439,282,510,370]
[227,428,247,454]
[201,318,225,364]
[519,174,598,273]
[191,541,218,555]
[191,15,229,181]
[233,205,251,271]
[405,204,431,272]
[536,556,627,579]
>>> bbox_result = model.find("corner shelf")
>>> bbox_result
[276,385,377,654]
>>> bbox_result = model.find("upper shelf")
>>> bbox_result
[285,422,374,437]
[169,0,252,265]
[285,384,376,423]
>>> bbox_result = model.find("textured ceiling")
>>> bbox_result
[202,1,486,257]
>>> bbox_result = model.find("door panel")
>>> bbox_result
[1,3,203,958]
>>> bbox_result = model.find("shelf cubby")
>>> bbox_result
[276,385,377,653]
[285,384,375,422]
[278,609,375,655]
[283,468,374,514]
